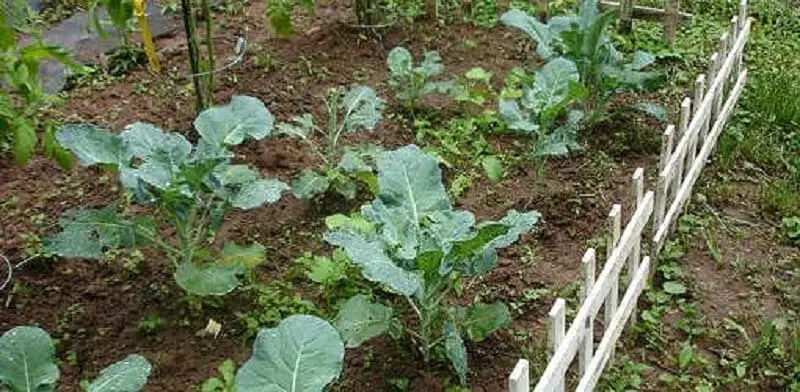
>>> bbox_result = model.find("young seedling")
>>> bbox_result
[499,57,587,157]
[277,85,384,200]
[325,145,540,384]
[48,96,287,296]
[387,46,456,111]
[0,326,151,391]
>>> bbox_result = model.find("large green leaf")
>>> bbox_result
[498,99,539,133]
[57,124,128,166]
[341,85,383,133]
[443,321,467,385]
[526,57,579,113]
[174,262,242,296]
[419,51,445,78]
[0,326,60,392]
[87,354,151,392]
[334,295,393,348]
[231,179,288,210]
[462,302,511,342]
[194,96,274,147]
[120,122,192,162]
[235,315,344,392]
[45,208,153,260]
[500,9,558,59]
[487,209,541,249]
[324,230,421,296]
[387,46,413,79]
[291,170,330,200]
[221,242,266,271]
[375,145,450,221]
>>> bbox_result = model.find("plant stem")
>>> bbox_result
[179,0,205,113]
[201,0,214,106]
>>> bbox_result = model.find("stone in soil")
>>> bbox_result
[21,3,177,92]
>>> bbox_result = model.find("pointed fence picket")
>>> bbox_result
[507,1,751,390]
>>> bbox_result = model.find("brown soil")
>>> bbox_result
[0,1,682,390]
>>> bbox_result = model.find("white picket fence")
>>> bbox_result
[508,1,751,390]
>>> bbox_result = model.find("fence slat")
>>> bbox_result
[579,249,597,375]
[628,168,644,327]
[659,18,751,181]
[604,204,622,362]
[509,360,530,392]
[653,70,748,251]
[575,257,652,392]
[548,299,567,392]
[675,98,692,199]
[533,192,654,392]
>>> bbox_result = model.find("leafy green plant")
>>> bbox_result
[454,67,494,107]
[295,248,371,312]
[201,359,237,392]
[234,315,345,391]
[501,0,659,121]
[277,85,385,200]
[47,96,287,296]
[88,0,134,39]
[266,0,314,37]
[782,216,800,246]
[235,282,316,337]
[324,145,540,383]
[0,326,151,391]
[499,57,587,157]
[387,46,455,111]
[0,12,79,167]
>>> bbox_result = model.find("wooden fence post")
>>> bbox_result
[664,0,680,46]
[676,98,691,191]
[714,34,730,119]
[548,299,567,392]
[693,75,707,144]
[604,204,621,361]
[619,0,634,33]
[579,249,597,375]
[654,125,674,238]
[706,53,719,136]
[509,360,530,392]
[628,168,644,327]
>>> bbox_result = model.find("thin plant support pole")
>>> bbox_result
[179,0,205,113]
[201,0,214,107]
[133,0,161,72]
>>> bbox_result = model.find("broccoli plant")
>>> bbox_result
[0,326,151,392]
[500,0,659,121]
[277,85,384,200]
[499,57,587,157]
[235,315,344,391]
[324,145,540,383]
[387,46,455,110]
[47,96,288,296]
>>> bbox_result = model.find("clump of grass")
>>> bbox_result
[748,71,800,129]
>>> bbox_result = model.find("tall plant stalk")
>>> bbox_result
[201,0,215,107]
[179,0,206,113]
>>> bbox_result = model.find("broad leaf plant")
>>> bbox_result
[277,84,385,201]
[47,96,287,296]
[324,145,540,383]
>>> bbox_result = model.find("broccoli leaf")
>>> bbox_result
[174,262,242,296]
[45,207,154,260]
[0,327,60,392]
[334,295,393,348]
[88,355,151,392]
[194,95,274,147]
[291,169,330,200]
[235,315,344,392]
[341,85,383,133]
[57,124,128,166]
[444,321,467,385]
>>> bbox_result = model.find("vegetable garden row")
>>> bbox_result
[0,0,757,390]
